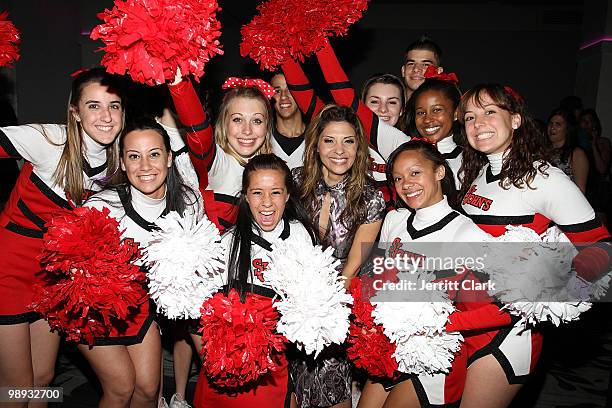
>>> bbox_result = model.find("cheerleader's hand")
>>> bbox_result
[170,67,183,86]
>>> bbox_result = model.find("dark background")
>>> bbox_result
[0,0,608,125]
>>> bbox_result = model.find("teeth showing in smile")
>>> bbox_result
[238,139,255,145]
[405,189,423,198]
[279,103,292,109]
[139,175,155,181]
[476,132,494,141]
[96,126,113,132]
[330,157,348,165]
[424,126,440,134]
[379,116,391,122]
[260,211,274,216]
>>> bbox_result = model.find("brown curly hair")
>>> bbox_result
[456,84,551,200]
[299,104,373,233]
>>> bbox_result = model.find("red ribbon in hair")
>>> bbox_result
[424,66,459,86]
[70,68,90,78]
[410,136,437,146]
[222,77,276,100]
[503,86,523,104]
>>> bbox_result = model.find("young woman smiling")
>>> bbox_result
[0,68,125,407]
[357,139,494,408]
[168,75,274,231]
[290,105,386,408]
[82,118,202,408]
[457,84,611,408]
[192,154,317,408]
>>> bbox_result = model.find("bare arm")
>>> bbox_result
[341,220,382,288]
[571,147,589,194]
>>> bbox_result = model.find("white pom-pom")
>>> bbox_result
[266,239,353,357]
[484,226,591,326]
[371,271,463,375]
[146,211,225,319]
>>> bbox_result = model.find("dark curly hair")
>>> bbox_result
[456,83,551,200]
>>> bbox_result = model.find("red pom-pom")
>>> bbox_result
[199,289,286,388]
[346,278,398,378]
[91,0,223,86]
[240,0,369,71]
[0,11,20,67]
[31,207,147,345]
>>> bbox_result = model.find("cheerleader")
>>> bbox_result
[456,84,611,407]
[291,105,386,408]
[270,73,306,170]
[167,75,274,232]
[360,73,405,130]
[192,154,317,407]
[403,72,464,187]
[357,139,493,408]
[0,68,125,402]
[83,117,202,407]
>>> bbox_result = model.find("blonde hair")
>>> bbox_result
[214,87,273,165]
[300,104,372,231]
[53,68,125,205]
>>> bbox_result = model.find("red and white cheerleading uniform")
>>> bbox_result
[436,136,463,189]
[0,124,108,324]
[193,219,314,408]
[168,80,239,232]
[84,186,197,345]
[460,152,611,383]
[271,129,305,170]
[281,44,410,202]
[377,196,490,406]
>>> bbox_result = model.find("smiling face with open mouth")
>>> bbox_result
[246,168,289,232]
[317,121,358,186]
[72,82,123,146]
[463,91,521,155]
[415,89,455,142]
[364,83,403,126]
[121,129,172,200]
[392,149,445,210]
[271,74,300,120]
[226,96,269,158]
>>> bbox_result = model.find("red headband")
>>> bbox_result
[424,66,459,86]
[503,86,523,104]
[70,68,90,78]
[222,77,275,100]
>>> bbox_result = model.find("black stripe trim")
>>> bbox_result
[5,222,44,238]
[370,116,380,150]
[492,347,531,384]
[406,211,460,239]
[470,214,535,225]
[84,313,155,346]
[219,217,233,229]
[287,83,312,92]
[413,377,461,408]
[82,158,108,177]
[327,81,353,90]
[118,187,159,232]
[556,217,603,233]
[485,166,501,183]
[213,193,239,205]
[29,172,72,210]
[17,199,46,230]
[0,311,40,325]
[173,146,188,156]
[305,96,318,121]
[251,219,291,251]
[350,96,359,112]
[441,146,462,160]
[221,284,277,299]
[187,138,216,162]
[189,119,210,133]
[0,128,22,158]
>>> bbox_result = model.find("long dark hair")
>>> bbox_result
[456,84,551,201]
[101,117,199,216]
[226,154,317,301]
[402,78,462,141]
[386,139,458,209]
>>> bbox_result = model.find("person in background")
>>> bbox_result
[400,36,443,101]
[547,107,589,193]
